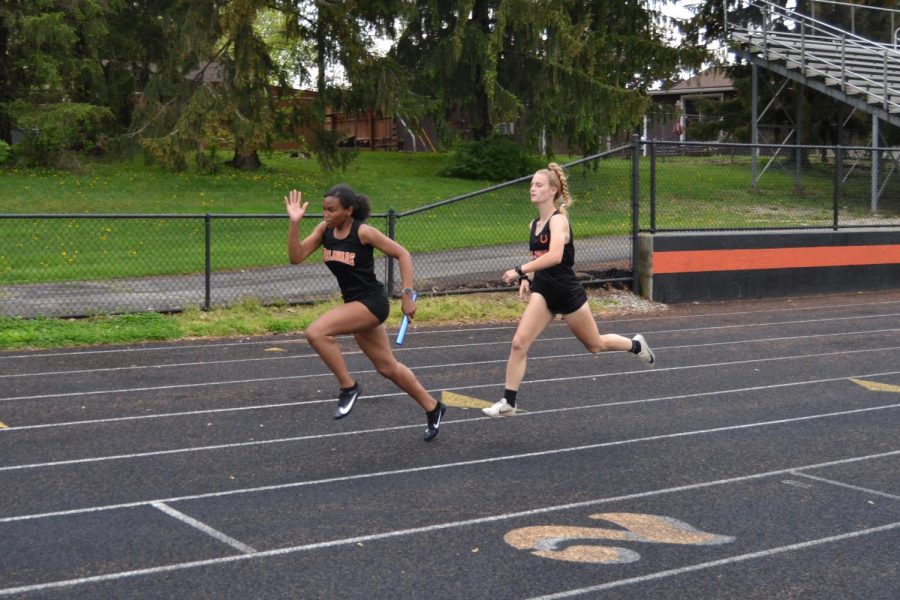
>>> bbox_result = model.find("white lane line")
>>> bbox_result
[0,451,897,597]
[4,324,899,380]
[599,298,900,323]
[4,365,900,434]
[1,391,897,476]
[7,313,900,378]
[657,327,900,350]
[2,441,897,525]
[3,398,332,431]
[0,352,321,379]
[0,338,312,360]
[526,521,900,600]
[645,311,900,336]
[789,471,900,501]
[0,372,323,402]
[151,502,256,554]
[1,297,897,361]
[3,341,900,404]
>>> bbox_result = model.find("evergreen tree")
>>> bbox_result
[0,0,118,165]
[135,0,275,171]
[281,0,423,170]
[137,0,416,171]
[395,0,703,153]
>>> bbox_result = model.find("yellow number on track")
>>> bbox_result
[504,513,735,564]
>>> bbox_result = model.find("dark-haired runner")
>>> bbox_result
[483,164,656,417]
[285,185,446,441]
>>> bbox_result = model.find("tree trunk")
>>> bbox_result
[229,149,261,170]
[470,0,492,140]
[0,16,10,144]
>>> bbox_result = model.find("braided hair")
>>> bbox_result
[324,184,371,222]
[537,163,573,215]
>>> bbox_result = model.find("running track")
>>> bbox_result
[0,289,898,599]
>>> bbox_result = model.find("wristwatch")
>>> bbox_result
[400,287,415,297]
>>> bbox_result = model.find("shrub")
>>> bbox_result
[195,145,222,174]
[0,140,9,164]
[9,101,114,167]
[441,136,543,181]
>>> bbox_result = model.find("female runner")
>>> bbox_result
[483,164,655,417]
[286,185,446,440]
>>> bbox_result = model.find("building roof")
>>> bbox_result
[185,62,226,84]
[650,67,734,96]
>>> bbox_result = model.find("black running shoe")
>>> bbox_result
[424,401,446,441]
[334,383,359,419]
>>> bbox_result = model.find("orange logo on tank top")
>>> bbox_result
[539,234,549,244]
[323,249,356,266]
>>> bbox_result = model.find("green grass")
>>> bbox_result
[1,149,894,350]
[1,151,896,285]
[0,291,642,350]
[0,152,507,283]
[0,311,182,348]
[0,152,543,282]
[0,152,491,214]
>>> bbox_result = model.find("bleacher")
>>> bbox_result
[729,0,900,128]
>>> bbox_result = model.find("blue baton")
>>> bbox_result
[395,292,417,345]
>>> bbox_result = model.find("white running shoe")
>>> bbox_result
[482,399,517,417]
[632,334,656,366]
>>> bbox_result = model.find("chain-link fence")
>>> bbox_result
[641,140,900,232]
[0,149,634,318]
[389,147,635,296]
[2,141,898,318]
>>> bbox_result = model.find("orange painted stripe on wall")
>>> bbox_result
[654,245,900,274]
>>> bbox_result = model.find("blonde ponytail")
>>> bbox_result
[543,163,573,215]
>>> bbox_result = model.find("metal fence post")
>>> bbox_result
[833,146,843,230]
[649,140,657,233]
[871,115,880,214]
[751,63,759,192]
[631,134,641,296]
[204,213,211,311]
[386,208,396,296]
[795,84,804,194]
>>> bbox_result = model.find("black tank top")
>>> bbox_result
[530,211,578,290]
[322,220,384,302]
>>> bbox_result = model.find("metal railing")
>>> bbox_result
[728,0,900,117]
[806,0,900,45]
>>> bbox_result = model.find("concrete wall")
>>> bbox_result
[638,229,900,303]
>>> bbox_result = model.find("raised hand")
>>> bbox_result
[284,189,309,223]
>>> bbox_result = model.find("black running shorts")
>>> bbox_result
[354,292,390,324]
[533,285,588,316]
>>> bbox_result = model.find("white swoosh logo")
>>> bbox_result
[338,392,357,414]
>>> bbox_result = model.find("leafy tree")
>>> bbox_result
[395,0,704,154]
[0,5,11,145]
[517,0,706,154]
[281,0,426,171]
[136,0,419,171]
[135,0,273,171]
[0,0,118,165]
[217,0,282,170]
